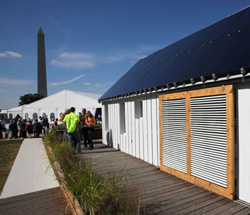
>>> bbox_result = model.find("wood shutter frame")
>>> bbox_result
[159,85,234,199]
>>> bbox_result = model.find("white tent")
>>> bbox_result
[7,105,26,119]
[0,109,8,120]
[7,90,101,120]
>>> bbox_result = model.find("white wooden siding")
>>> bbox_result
[126,101,130,154]
[147,96,153,164]
[131,101,136,157]
[152,97,158,165]
[238,84,250,203]
[139,114,144,160]
[102,94,160,166]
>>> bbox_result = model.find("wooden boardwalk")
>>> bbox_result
[0,187,73,215]
[82,141,250,215]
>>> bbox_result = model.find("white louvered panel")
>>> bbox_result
[162,99,187,173]
[190,94,227,188]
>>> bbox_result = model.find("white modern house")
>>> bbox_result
[99,7,250,204]
[7,90,101,120]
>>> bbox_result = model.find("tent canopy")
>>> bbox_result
[8,105,26,112]
[7,90,101,120]
[24,90,101,110]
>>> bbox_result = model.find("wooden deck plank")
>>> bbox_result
[144,189,209,214]
[219,203,249,215]
[141,180,187,195]
[80,141,250,215]
[150,192,217,214]
[205,201,242,215]
[234,207,250,215]
[186,198,231,215]
[0,187,73,215]
[168,195,225,215]
[0,192,66,207]
[142,184,197,203]
[146,187,206,209]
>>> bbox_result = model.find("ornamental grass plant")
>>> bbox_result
[43,131,141,215]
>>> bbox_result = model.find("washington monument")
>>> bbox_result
[37,27,47,97]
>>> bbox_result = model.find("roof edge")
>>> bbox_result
[99,67,250,102]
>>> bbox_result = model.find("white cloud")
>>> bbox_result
[50,52,95,69]
[102,45,159,64]
[50,45,159,70]
[102,56,121,63]
[94,82,115,87]
[94,83,103,87]
[0,77,33,87]
[0,51,22,58]
[133,55,147,60]
[84,82,115,92]
[82,82,114,92]
[50,74,85,86]
[5,51,22,58]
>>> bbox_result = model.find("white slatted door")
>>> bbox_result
[190,94,227,187]
[162,99,187,173]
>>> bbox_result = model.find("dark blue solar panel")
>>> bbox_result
[228,9,250,32]
[100,7,250,100]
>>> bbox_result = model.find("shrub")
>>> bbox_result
[43,132,141,215]
[50,124,64,131]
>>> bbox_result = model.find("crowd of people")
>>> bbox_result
[61,107,96,153]
[0,108,99,153]
[0,114,59,139]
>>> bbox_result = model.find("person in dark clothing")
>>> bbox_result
[80,108,88,147]
[0,122,2,139]
[9,120,18,139]
[41,118,49,135]
[0,116,6,139]
[20,119,27,138]
[85,111,95,150]
[33,119,42,137]
[15,114,22,121]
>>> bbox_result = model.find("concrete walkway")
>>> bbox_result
[0,138,59,199]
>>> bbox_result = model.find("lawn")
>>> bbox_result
[0,139,22,194]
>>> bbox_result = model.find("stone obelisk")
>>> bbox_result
[37,27,47,97]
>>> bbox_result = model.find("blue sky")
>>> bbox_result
[0,0,249,109]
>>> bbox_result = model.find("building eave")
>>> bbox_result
[99,67,250,103]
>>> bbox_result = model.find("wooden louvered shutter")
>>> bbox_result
[162,99,187,173]
[190,95,227,187]
[159,85,234,200]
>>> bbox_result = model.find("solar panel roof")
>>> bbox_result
[100,7,250,101]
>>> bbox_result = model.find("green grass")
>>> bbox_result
[43,131,141,215]
[0,139,22,194]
